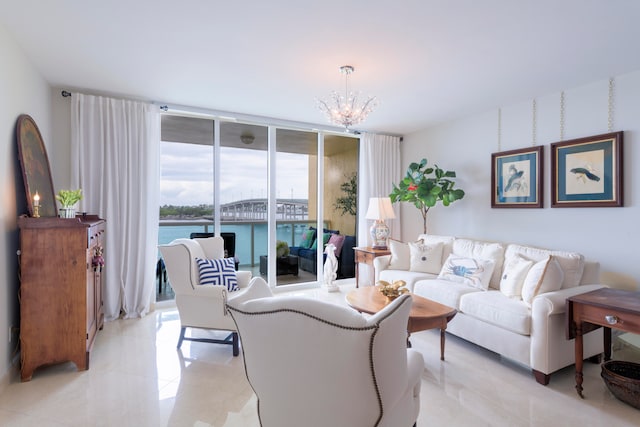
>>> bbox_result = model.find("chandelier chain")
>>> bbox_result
[497,108,502,151]
[532,99,537,147]
[559,91,565,141]
[608,77,614,132]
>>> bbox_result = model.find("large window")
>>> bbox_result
[158,114,358,296]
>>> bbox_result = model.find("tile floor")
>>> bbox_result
[0,282,639,426]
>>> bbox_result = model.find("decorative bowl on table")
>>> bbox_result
[601,360,640,409]
[377,280,409,301]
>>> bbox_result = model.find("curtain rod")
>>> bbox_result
[60,90,402,138]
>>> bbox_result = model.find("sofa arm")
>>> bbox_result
[532,284,609,317]
[236,270,252,288]
[373,255,392,283]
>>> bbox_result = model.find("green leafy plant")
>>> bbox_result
[276,240,290,258]
[56,189,83,207]
[389,159,465,233]
[333,172,357,216]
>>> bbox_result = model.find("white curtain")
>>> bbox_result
[358,132,401,246]
[71,94,160,320]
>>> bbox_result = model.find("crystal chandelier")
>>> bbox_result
[317,65,378,130]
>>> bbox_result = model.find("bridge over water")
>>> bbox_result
[220,198,308,221]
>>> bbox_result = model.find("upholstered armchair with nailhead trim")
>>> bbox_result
[227,293,423,427]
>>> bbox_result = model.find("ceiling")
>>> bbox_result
[3,1,640,135]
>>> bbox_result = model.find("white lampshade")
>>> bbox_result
[365,197,395,249]
[365,197,396,220]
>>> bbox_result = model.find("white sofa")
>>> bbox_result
[374,234,605,385]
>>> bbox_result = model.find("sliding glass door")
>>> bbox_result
[158,114,359,295]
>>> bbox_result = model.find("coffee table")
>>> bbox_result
[346,286,457,360]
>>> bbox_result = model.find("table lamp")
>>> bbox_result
[365,197,396,249]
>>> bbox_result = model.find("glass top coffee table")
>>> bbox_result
[346,286,457,360]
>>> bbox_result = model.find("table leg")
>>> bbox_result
[440,328,446,361]
[355,262,360,288]
[575,322,584,398]
[604,326,612,361]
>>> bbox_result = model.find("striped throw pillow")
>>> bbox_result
[196,258,239,291]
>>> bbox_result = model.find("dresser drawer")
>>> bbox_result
[88,222,106,248]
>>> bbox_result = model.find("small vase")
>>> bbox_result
[59,207,76,218]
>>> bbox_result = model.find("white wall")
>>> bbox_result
[401,70,640,290]
[0,23,52,387]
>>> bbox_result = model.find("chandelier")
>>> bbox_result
[317,65,378,130]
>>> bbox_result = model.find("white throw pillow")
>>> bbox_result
[499,254,534,299]
[521,256,564,305]
[438,254,496,290]
[388,239,410,270]
[409,241,443,274]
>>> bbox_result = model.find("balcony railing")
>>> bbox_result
[159,219,325,266]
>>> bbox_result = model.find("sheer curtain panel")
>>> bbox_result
[358,133,401,246]
[71,94,160,320]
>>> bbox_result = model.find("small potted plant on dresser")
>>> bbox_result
[56,189,83,218]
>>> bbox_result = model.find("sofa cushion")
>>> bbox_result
[379,269,437,292]
[499,254,534,299]
[438,254,496,291]
[521,256,564,306]
[504,244,584,289]
[452,239,505,289]
[299,229,316,249]
[459,291,531,336]
[409,241,443,274]
[417,234,455,265]
[328,233,345,257]
[413,278,481,309]
[388,239,410,270]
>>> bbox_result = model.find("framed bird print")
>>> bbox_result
[551,131,623,208]
[491,146,543,208]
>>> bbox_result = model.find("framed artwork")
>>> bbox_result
[16,114,58,217]
[491,146,543,208]
[551,131,623,208]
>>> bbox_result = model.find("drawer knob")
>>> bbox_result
[605,315,618,325]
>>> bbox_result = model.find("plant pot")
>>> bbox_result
[59,208,76,218]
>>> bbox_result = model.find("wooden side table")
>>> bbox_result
[353,246,391,287]
[566,287,640,397]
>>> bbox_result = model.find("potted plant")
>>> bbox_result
[56,188,83,218]
[389,158,465,233]
[276,240,290,258]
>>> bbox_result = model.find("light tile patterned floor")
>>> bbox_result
[1,282,638,426]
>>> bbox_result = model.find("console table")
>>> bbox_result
[353,246,391,287]
[566,288,640,397]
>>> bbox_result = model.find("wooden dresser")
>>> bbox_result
[17,215,106,381]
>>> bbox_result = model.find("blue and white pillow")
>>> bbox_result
[196,257,239,291]
[438,254,496,290]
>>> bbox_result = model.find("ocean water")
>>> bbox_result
[158,223,307,265]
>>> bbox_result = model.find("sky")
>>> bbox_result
[160,142,310,206]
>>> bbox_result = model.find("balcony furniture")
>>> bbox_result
[259,255,299,276]
[567,288,640,397]
[346,285,457,360]
[375,233,606,385]
[353,246,391,287]
[289,229,356,279]
[226,293,423,427]
[159,237,272,355]
[18,215,105,381]
[190,232,239,270]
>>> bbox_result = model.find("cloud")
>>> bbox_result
[160,142,310,206]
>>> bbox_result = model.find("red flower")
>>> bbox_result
[408,183,417,191]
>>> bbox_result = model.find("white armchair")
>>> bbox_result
[227,293,424,427]
[159,237,272,355]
